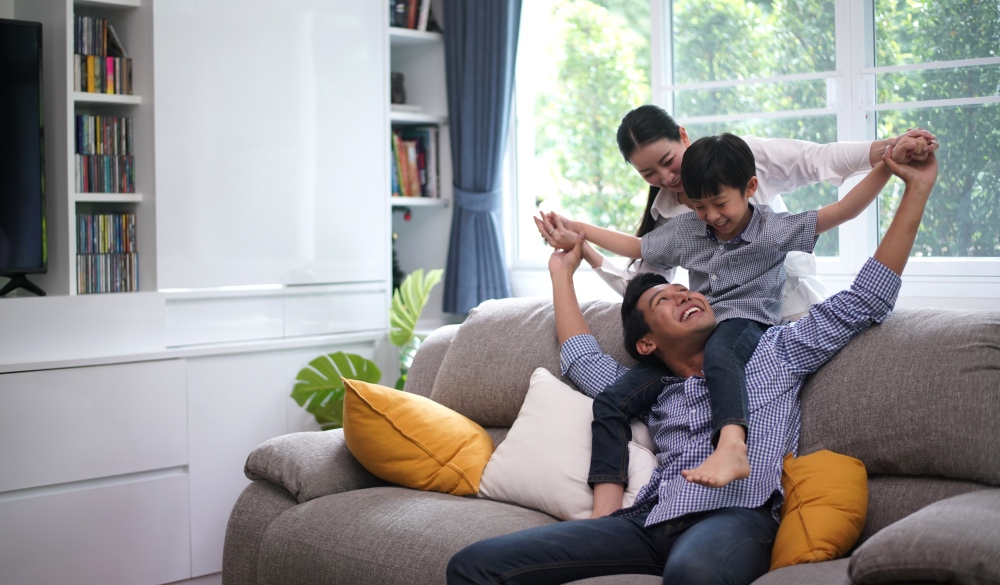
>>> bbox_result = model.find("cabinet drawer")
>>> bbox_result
[284,290,387,337]
[0,360,187,492]
[0,472,191,585]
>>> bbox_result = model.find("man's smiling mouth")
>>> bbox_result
[681,307,702,321]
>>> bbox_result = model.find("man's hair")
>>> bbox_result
[621,272,669,363]
[680,133,756,200]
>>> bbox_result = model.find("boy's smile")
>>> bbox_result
[689,179,757,241]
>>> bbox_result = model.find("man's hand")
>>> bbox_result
[883,142,939,190]
[873,145,938,275]
[548,230,585,278]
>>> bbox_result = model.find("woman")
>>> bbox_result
[540,104,935,320]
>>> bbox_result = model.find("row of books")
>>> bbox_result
[77,253,139,294]
[391,126,439,198]
[77,213,137,255]
[390,0,433,31]
[75,154,136,194]
[74,53,133,95]
[75,15,129,58]
[76,115,133,156]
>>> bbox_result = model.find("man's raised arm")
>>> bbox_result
[550,236,591,344]
[874,144,939,275]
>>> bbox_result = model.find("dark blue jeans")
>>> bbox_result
[446,504,778,584]
[589,319,768,486]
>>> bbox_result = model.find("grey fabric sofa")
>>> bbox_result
[223,298,1000,585]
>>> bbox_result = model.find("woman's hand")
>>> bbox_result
[535,211,580,251]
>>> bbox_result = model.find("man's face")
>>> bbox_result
[636,283,716,355]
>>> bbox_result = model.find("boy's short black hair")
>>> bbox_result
[621,272,669,363]
[680,133,756,200]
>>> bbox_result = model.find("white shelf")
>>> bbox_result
[74,0,140,8]
[390,111,447,125]
[389,27,442,47]
[391,197,448,208]
[73,92,143,106]
[73,192,144,203]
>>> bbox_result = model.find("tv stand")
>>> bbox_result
[0,274,46,297]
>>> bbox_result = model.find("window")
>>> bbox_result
[511,0,1000,291]
[514,0,651,265]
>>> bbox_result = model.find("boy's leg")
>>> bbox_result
[681,318,767,488]
[447,512,663,585]
[661,503,778,585]
[590,361,670,515]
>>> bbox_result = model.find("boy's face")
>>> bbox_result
[689,178,757,241]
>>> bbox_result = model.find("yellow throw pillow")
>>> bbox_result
[341,378,494,496]
[770,450,868,571]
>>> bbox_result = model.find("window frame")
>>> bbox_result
[507,0,1000,302]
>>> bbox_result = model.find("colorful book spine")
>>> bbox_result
[76,212,139,294]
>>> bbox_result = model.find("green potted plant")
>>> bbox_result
[291,268,443,430]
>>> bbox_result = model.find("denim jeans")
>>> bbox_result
[703,318,769,443]
[446,503,778,585]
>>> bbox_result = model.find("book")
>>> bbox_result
[417,0,432,32]
[107,23,128,58]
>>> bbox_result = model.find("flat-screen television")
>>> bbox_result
[0,18,46,296]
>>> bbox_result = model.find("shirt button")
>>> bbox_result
[718,245,724,250]
[711,274,717,281]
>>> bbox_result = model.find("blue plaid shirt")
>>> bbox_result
[641,205,818,326]
[560,258,901,526]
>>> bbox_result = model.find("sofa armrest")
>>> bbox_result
[404,324,460,398]
[244,429,387,504]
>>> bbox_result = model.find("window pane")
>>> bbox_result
[673,78,833,118]
[875,0,1000,66]
[683,116,840,256]
[516,0,651,263]
[672,0,835,84]
[877,64,1000,104]
[877,103,1000,257]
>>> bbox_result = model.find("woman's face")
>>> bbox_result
[627,129,691,195]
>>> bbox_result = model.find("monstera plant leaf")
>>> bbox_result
[390,268,443,347]
[291,352,381,430]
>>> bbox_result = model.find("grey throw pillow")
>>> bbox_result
[849,489,1000,584]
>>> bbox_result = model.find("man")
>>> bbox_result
[446,144,938,585]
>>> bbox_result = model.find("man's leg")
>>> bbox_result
[662,504,778,585]
[447,512,663,585]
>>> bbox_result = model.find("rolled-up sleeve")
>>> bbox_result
[560,334,631,398]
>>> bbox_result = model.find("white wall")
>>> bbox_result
[0,0,13,18]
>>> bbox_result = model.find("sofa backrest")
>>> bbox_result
[407,298,1000,533]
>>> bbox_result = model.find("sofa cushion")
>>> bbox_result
[342,379,494,496]
[244,429,386,504]
[861,475,990,544]
[770,451,867,571]
[754,558,853,585]
[798,308,1000,486]
[849,489,1000,584]
[258,487,558,585]
[429,297,633,427]
[478,368,658,520]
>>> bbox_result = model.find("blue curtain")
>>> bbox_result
[441,0,521,314]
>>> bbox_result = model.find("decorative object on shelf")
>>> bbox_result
[292,352,382,431]
[390,268,443,389]
[391,72,406,104]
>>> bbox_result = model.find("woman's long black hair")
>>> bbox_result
[616,105,683,240]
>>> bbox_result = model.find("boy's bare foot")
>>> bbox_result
[681,425,751,488]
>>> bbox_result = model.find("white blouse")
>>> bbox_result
[593,136,873,321]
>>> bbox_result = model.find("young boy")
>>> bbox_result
[541,133,926,514]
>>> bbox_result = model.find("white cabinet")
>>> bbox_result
[153,0,389,290]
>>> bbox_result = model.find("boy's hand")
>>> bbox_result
[535,211,580,250]
[883,144,939,190]
[890,129,938,163]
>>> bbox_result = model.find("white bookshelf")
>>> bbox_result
[389,16,453,323]
[14,0,155,295]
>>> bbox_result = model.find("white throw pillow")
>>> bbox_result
[478,367,658,520]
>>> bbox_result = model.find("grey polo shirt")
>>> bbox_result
[640,205,818,326]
